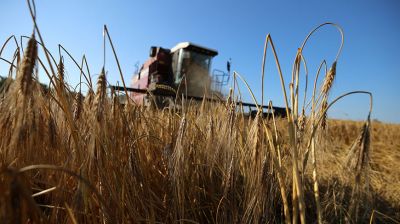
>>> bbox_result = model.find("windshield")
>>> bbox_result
[172,49,214,96]
[181,49,212,72]
[173,49,212,83]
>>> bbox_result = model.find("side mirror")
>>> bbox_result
[138,65,143,79]
[226,59,231,74]
[149,46,157,57]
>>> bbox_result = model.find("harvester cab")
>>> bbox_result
[170,42,218,97]
[129,42,225,107]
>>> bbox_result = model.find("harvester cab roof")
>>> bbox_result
[170,42,218,56]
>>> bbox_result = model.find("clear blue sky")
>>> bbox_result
[1,0,399,123]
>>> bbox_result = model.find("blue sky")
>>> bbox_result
[1,0,399,123]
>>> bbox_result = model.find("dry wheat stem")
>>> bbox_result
[103,25,131,104]
[0,35,19,57]
[300,22,344,62]
[303,91,373,172]
[20,35,57,66]
[59,44,92,87]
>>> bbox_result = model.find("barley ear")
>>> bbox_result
[297,108,306,136]
[73,93,83,121]
[57,57,65,84]
[94,68,107,122]
[345,121,371,176]
[356,121,371,178]
[321,61,337,95]
[319,99,328,130]
[18,33,38,96]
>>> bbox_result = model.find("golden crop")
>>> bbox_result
[0,1,399,223]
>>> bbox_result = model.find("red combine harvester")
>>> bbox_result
[111,42,286,117]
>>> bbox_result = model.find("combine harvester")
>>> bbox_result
[111,42,286,117]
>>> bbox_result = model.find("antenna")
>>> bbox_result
[134,61,140,74]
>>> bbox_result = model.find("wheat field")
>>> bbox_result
[0,2,399,223]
